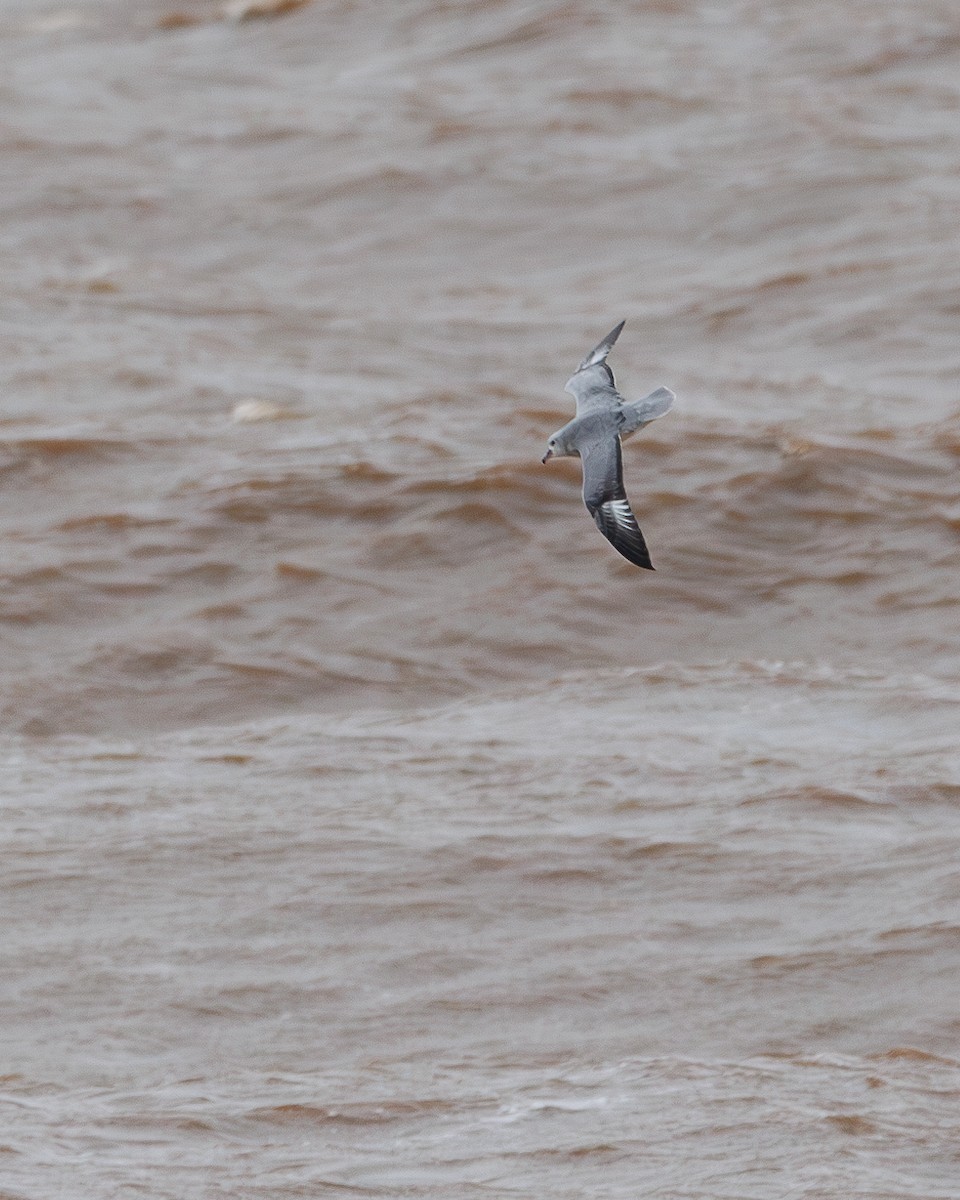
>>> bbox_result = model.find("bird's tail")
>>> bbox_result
[620,386,675,436]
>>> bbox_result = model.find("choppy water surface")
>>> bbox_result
[2,1,960,1195]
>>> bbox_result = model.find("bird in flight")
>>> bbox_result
[541,320,674,570]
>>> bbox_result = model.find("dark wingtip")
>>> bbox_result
[618,544,655,571]
[577,319,627,372]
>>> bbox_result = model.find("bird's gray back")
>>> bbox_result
[563,407,623,456]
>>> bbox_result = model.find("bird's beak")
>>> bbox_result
[541,449,553,464]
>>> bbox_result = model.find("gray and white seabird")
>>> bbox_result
[541,320,674,571]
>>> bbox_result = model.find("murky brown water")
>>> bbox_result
[2,0,960,1195]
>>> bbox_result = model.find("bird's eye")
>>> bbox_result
[549,439,556,447]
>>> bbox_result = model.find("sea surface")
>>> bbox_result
[2,1,960,1196]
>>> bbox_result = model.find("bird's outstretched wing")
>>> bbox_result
[564,320,627,416]
[576,320,625,372]
[579,434,654,570]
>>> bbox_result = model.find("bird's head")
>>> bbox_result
[541,431,572,464]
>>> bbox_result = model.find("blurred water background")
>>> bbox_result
[2,1,960,1195]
